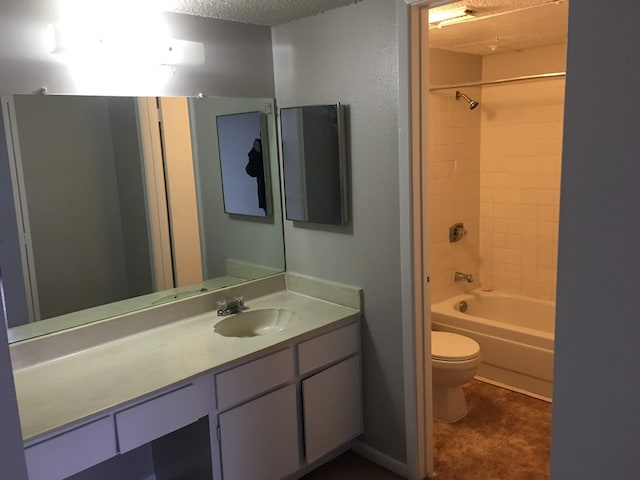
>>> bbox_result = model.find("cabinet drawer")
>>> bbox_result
[115,381,208,453]
[216,348,294,410]
[25,416,116,480]
[298,322,359,375]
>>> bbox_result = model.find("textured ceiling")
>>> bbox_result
[162,0,568,53]
[429,0,569,55]
[165,0,362,26]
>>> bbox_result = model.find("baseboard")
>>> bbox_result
[290,444,352,479]
[474,375,552,403]
[351,439,408,478]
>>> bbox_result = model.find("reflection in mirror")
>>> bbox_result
[280,103,348,226]
[216,111,269,217]
[0,95,285,342]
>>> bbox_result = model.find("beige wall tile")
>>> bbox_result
[430,45,563,302]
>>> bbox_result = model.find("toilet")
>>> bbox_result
[431,331,481,423]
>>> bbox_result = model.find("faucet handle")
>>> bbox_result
[233,296,245,309]
[217,299,229,315]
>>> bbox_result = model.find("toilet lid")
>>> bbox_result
[431,331,480,361]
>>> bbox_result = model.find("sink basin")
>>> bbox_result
[214,308,299,338]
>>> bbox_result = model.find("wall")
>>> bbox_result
[479,45,565,300]
[428,45,566,303]
[550,2,640,477]
[0,4,274,98]
[273,0,406,463]
[428,49,482,303]
[13,95,131,319]
[108,97,154,298]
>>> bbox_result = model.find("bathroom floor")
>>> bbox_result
[302,380,551,480]
[301,450,403,479]
[433,379,552,480]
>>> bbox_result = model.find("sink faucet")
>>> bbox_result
[453,271,473,283]
[217,296,245,316]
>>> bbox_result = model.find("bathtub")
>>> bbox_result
[431,290,555,400]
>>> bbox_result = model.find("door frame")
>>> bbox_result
[400,1,453,479]
[137,97,175,292]
[0,95,41,325]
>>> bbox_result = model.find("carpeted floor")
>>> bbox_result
[432,379,552,480]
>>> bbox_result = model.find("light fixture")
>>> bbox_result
[45,23,204,66]
[428,5,476,27]
[45,0,204,67]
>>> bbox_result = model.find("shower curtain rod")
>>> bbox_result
[429,72,566,92]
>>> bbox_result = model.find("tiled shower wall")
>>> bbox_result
[429,45,565,302]
[479,45,565,301]
[429,50,481,303]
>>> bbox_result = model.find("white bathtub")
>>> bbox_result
[431,290,555,400]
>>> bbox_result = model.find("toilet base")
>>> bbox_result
[433,384,468,423]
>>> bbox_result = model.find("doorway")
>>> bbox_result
[408,1,568,478]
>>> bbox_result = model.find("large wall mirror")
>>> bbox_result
[0,94,285,342]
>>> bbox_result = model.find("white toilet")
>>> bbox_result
[431,331,481,423]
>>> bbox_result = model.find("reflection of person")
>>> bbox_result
[245,138,267,214]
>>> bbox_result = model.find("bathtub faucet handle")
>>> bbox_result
[454,271,473,283]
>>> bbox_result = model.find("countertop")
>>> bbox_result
[13,288,360,443]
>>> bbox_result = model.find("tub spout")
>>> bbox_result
[454,271,473,283]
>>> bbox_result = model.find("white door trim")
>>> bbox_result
[136,97,174,292]
[400,1,454,478]
[1,95,40,323]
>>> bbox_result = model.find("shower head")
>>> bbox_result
[455,90,479,110]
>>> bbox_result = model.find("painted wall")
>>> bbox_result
[13,95,131,319]
[273,0,406,462]
[0,3,274,99]
[108,97,154,298]
[428,49,482,303]
[479,45,565,300]
[550,2,640,477]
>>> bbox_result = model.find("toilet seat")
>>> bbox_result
[432,331,480,361]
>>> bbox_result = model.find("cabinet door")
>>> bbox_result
[218,385,299,480]
[302,356,362,463]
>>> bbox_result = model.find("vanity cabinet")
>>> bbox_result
[213,322,362,480]
[21,319,361,480]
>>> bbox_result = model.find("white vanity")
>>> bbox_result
[11,273,363,480]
